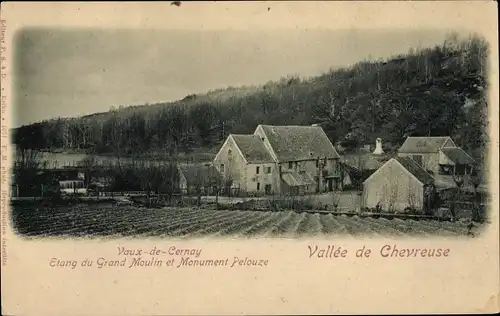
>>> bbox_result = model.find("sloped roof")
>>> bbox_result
[258,125,340,162]
[281,171,316,187]
[434,174,488,193]
[395,157,435,184]
[398,137,452,153]
[231,134,274,163]
[340,161,361,174]
[178,164,222,185]
[440,147,475,165]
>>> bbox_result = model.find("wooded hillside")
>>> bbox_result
[12,33,489,163]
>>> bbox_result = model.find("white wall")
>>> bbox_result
[362,159,424,212]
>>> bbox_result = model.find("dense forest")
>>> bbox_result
[12,33,489,165]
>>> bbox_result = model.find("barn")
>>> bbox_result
[362,157,435,212]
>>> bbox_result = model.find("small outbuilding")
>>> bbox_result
[362,157,435,212]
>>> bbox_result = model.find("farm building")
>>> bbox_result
[398,136,475,175]
[212,134,277,195]
[177,164,223,196]
[11,167,87,197]
[362,157,435,212]
[213,124,342,196]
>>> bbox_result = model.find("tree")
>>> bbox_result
[135,160,159,207]
[14,147,41,197]
[81,155,98,188]
[12,33,489,169]
[423,183,440,216]
[449,174,465,221]
[469,174,484,222]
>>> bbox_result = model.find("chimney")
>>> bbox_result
[372,138,385,155]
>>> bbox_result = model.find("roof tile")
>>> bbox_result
[440,147,475,165]
[259,125,340,162]
[395,156,435,184]
[398,137,452,153]
[231,134,275,163]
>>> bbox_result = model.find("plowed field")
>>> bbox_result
[11,205,485,238]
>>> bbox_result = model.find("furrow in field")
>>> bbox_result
[410,220,463,236]
[174,211,258,238]
[311,213,323,234]
[125,207,202,228]
[207,211,276,237]
[260,211,295,237]
[359,217,406,237]
[388,218,433,236]
[134,209,226,237]
[372,217,435,236]
[266,212,302,237]
[391,218,439,236]
[334,215,382,237]
[24,206,125,235]
[232,212,286,237]
[319,214,350,235]
[295,213,323,237]
[433,220,471,235]
[37,206,199,236]
[288,213,308,237]
[158,210,251,237]
[91,208,211,237]
[15,209,75,233]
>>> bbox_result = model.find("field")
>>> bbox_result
[11,204,487,238]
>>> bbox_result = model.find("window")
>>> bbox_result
[257,182,261,190]
[256,166,260,174]
[220,164,225,172]
[288,162,293,169]
[265,184,272,195]
[316,160,319,168]
[265,166,271,174]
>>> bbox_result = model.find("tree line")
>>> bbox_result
[12,33,489,166]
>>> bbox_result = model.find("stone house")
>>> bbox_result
[212,134,276,196]
[397,136,476,176]
[213,124,342,196]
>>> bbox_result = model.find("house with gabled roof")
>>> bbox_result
[362,157,436,212]
[398,136,475,176]
[213,124,342,196]
[213,134,277,196]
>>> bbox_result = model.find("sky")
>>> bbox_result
[13,28,452,127]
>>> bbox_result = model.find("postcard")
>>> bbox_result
[1,1,499,315]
